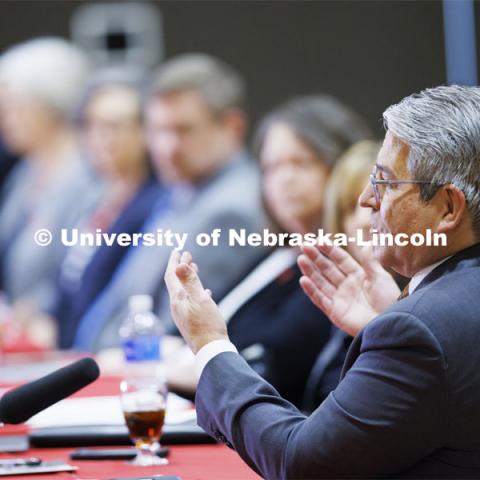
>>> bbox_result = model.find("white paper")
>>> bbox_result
[27,393,196,428]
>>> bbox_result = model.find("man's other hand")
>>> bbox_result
[298,243,400,336]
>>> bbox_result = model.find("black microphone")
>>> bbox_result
[0,357,100,424]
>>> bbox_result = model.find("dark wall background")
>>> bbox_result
[0,0,448,137]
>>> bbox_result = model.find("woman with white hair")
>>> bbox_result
[0,37,101,347]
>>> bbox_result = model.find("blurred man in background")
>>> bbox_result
[73,53,268,352]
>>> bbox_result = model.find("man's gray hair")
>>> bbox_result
[148,53,245,114]
[383,85,480,237]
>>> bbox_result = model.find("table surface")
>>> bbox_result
[0,444,260,480]
[0,363,261,480]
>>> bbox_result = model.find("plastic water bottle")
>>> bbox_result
[119,295,165,381]
[119,295,167,462]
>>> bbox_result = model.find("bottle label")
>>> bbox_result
[123,336,161,362]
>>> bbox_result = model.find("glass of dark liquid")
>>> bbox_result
[120,378,168,466]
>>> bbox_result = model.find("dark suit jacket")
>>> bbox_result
[196,243,480,479]
[228,264,335,408]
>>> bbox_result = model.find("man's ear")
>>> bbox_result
[437,184,468,234]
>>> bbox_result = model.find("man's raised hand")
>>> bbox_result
[164,250,228,354]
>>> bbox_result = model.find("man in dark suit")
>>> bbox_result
[164,85,480,478]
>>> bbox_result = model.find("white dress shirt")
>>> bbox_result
[195,254,453,379]
[218,248,298,322]
[408,256,451,294]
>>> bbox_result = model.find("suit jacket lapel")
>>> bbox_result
[339,243,480,379]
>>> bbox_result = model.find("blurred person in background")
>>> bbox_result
[323,141,381,259]
[0,37,98,349]
[301,140,387,411]
[51,67,163,349]
[73,53,268,353]
[163,95,372,408]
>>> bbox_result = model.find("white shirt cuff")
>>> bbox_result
[195,339,238,380]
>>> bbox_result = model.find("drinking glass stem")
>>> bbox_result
[138,443,156,461]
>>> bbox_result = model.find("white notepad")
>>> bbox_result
[27,393,196,428]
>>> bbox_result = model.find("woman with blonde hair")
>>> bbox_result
[323,140,381,257]
[302,140,404,411]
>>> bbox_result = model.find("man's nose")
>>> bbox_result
[359,180,379,210]
[356,204,372,230]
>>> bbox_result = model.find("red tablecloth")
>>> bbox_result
[0,444,260,480]
[0,374,261,480]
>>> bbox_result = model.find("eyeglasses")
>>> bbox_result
[369,165,439,203]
